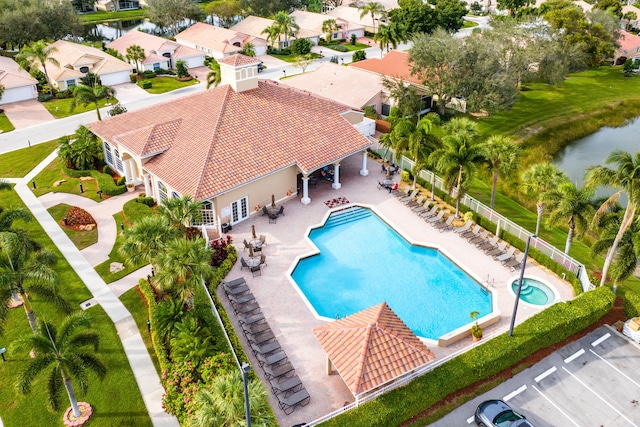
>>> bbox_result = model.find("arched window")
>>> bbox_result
[171,191,180,199]
[79,66,89,73]
[113,148,123,172]
[104,141,113,165]
[158,181,168,202]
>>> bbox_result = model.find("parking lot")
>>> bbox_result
[430,326,640,427]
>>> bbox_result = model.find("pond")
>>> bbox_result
[82,16,219,41]
[553,116,640,202]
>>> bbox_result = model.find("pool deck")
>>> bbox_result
[216,153,574,426]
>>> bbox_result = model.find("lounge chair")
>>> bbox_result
[405,195,425,208]
[394,186,410,199]
[251,340,281,356]
[247,329,276,345]
[486,240,508,256]
[224,283,250,296]
[233,301,261,316]
[259,235,267,246]
[453,220,473,234]
[277,388,311,415]
[413,200,431,213]
[251,265,261,277]
[263,362,294,380]
[477,235,499,250]
[468,230,489,245]
[241,321,270,336]
[221,277,246,288]
[271,375,303,396]
[240,257,249,270]
[419,206,439,218]
[495,247,516,262]
[503,252,525,270]
[256,350,288,367]
[228,292,256,306]
[459,224,481,239]
[434,216,455,231]
[426,210,445,223]
[399,189,418,203]
[238,312,265,325]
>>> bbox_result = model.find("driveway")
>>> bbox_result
[2,99,54,130]
[430,326,640,426]
[111,82,153,105]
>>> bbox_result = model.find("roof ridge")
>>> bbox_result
[375,324,433,357]
[352,323,374,394]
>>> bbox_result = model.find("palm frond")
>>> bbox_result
[47,365,63,411]
[16,354,56,394]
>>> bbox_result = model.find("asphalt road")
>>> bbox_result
[430,326,640,427]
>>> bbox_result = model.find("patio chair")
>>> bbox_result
[251,340,281,356]
[503,252,526,270]
[243,239,251,252]
[434,216,455,231]
[278,205,285,216]
[277,388,311,415]
[260,255,267,267]
[270,375,303,396]
[240,257,249,270]
[399,189,418,203]
[413,200,431,213]
[405,195,425,208]
[259,235,267,246]
[468,230,489,245]
[377,181,386,190]
[477,235,499,250]
[238,312,265,326]
[263,362,295,380]
[486,241,508,256]
[228,292,255,306]
[251,265,262,277]
[426,210,445,223]
[453,220,473,234]
[394,186,410,199]
[262,206,269,216]
[459,224,481,239]
[256,350,288,368]
[495,246,516,262]
[419,205,439,218]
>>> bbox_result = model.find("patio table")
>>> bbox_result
[246,257,260,268]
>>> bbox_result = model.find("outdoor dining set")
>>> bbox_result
[241,232,267,277]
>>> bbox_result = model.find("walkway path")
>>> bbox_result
[10,157,178,427]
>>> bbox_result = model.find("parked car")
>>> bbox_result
[474,399,533,427]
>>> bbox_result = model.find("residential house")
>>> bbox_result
[622,5,640,31]
[95,0,141,11]
[327,6,389,35]
[615,30,640,65]
[230,15,322,50]
[106,31,205,72]
[290,10,365,42]
[88,54,373,233]
[0,56,38,105]
[175,22,268,60]
[349,50,434,115]
[284,62,385,115]
[44,41,133,91]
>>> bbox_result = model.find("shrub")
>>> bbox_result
[93,170,126,196]
[62,165,92,178]
[130,73,138,83]
[331,44,349,52]
[38,94,53,102]
[210,236,232,267]
[65,206,95,226]
[622,290,640,318]
[116,176,126,186]
[108,102,128,117]
[155,68,175,76]
[363,105,378,119]
[141,70,156,79]
[141,80,152,89]
[103,165,112,176]
[123,198,153,224]
[55,92,67,99]
[351,33,357,45]
[135,196,155,207]
[330,55,339,64]
[322,286,615,427]
[291,38,312,55]
[353,50,366,62]
[175,60,189,78]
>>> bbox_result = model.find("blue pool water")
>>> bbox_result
[511,278,555,306]
[291,207,492,340]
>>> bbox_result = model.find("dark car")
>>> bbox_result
[474,399,533,427]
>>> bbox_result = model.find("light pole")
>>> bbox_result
[241,362,252,427]
[509,234,536,337]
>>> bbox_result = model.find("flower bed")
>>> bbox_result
[65,206,96,227]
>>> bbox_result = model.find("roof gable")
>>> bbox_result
[350,50,423,85]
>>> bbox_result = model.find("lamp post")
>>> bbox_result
[509,234,537,337]
[283,70,286,78]
[241,362,252,427]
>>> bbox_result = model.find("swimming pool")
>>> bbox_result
[290,207,493,341]
[509,276,558,306]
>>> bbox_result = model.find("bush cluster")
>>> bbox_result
[622,290,640,318]
[141,80,152,89]
[330,44,349,52]
[353,50,366,62]
[141,70,156,79]
[65,206,95,226]
[135,196,155,207]
[61,165,126,196]
[123,198,153,224]
[38,94,53,102]
[322,286,615,427]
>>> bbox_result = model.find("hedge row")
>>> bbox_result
[138,278,172,374]
[321,286,615,427]
[622,290,640,318]
[62,165,126,196]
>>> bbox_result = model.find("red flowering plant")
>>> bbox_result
[65,206,96,226]
[209,236,233,267]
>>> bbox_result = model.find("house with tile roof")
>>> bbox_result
[313,302,435,398]
[106,30,205,72]
[88,54,373,231]
[44,40,133,91]
[230,15,322,50]
[327,6,389,34]
[175,22,268,60]
[615,30,640,65]
[0,56,38,105]
[290,10,365,42]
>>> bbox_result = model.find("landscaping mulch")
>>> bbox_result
[400,295,627,426]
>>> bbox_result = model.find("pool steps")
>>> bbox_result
[323,206,371,228]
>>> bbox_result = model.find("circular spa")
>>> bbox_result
[290,206,493,341]
[509,275,559,307]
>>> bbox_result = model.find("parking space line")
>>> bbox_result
[591,332,610,347]
[466,415,474,424]
[589,349,640,389]
[562,366,639,427]
[534,366,557,383]
[564,348,585,363]
[532,384,581,427]
[503,385,527,402]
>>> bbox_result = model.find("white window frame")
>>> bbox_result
[104,141,113,166]
[230,197,249,225]
[158,181,168,202]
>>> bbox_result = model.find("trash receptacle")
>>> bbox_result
[221,223,231,233]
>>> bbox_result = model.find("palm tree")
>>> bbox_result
[206,59,221,89]
[16,41,59,95]
[586,150,640,286]
[0,232,69,334]
[484,135,520,210]
[157,195,203,234]
[169,317,216,367]
[240,42,256,57]
[153,298,190,343]
[359,1,387,34]
[119,216,178,268]
[0,206,32,232]
[408,116,438,192]
[382,77,421,124]
[274,11,299,48]
[125,44,146,73]
[521,163,568,236]
[374,22,407,57]
[430,118,485,218]
[58,126,102,171]
[70,83,115,121]
[11,312,107,417]
[153,237,213,309]
[541,181,594,254]
[188,371,276,427]
[322,19,339,40]
[261,24,282,50]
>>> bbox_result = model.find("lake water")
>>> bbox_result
[83,16,219,41]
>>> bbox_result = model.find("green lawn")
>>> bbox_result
[462,20,479,28]
[78,9,146,23]
[140,76,198,94]
[47,203,99,250]
[31,157,103,201]
[0,189,152,426]
[95,212,146,283]
[119,286,161,376]
[0,139,57,178]
[42,97,118,119]
[476,67,640,138]
[0,113,15,133]
[269,52,322,63]
[324,42,369,52]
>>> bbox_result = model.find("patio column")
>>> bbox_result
[360,151,369,176]
[123,159,132,182]
[143,174,150,196]
[301,176,311,205]
[332,163,341,190]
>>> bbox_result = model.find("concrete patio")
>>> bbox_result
[216,153,574,426]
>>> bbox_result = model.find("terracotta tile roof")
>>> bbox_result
[0,56,37,89]
[349,50,423,85]
[47,41,132,81]
[618,30,640,54]
[313,302,435,396]
[230,16,274,39]
[88,80,371,200]
[106,31,203,63]
[175,22,264,55]
[218,54,261,67]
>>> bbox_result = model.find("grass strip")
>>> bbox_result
[0,139,57,178]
